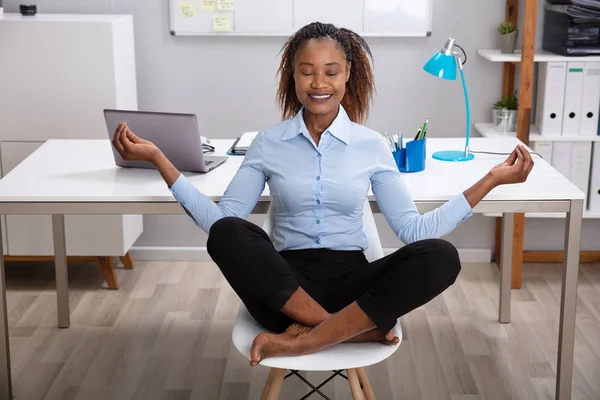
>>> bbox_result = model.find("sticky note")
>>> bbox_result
[213,13,232,32]
[200,0,216,11]
[179,1,196,18]
[217,0,234,11]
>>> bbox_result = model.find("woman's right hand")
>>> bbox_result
[112,122,160,163]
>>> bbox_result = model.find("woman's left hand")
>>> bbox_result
[488,144,534,186]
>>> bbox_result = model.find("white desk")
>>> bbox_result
[0,137,584,399]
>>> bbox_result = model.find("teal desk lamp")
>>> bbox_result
[423,32,474,162]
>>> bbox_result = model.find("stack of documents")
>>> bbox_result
[228,131,259,155]
[543,4,600,55]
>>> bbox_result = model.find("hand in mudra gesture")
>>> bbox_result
[112,122,160,163]
[489,144,534,186]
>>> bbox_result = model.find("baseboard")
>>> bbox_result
[130,246,493,263]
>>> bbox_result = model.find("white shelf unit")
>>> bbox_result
[476,48,600,220]
[483,211,600,219]
[474,123,600,142]
[0,14,143,256]
[477,48,600,63]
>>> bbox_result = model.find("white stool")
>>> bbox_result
[231,200,402,399]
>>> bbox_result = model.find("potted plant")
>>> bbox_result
[498,22,518,54]
[492,91,518,134]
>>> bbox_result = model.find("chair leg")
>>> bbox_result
[347,369,366,400]
[356,367,376,400]
[261,368,286,400]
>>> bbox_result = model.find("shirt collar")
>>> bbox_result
[280,104,351,145]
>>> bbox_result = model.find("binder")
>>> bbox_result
[551,141,573,179]
[532,141,554,163]
[588,142,600,212]
[535,62,566,137]
[570,142,592,209]
[561,61,585,136]
[579,62,600,136]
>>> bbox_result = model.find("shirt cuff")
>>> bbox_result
[169,173,201,226]
[169,174,192,205]
[444,193,473,227]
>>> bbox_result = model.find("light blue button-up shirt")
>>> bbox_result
[169,105,473,252]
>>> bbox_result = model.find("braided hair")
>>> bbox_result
[276,22,375,125]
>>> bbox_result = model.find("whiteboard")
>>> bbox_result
[169,0,433,37]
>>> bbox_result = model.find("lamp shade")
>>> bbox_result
[423,52,457,81]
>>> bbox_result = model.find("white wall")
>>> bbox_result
[5,0,600,256]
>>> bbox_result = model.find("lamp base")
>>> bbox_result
[432,150,474,162]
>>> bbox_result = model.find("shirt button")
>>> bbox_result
[316,199,321,204]
[315,239,320,244]
[316,220,320,224]
[316,176,321,181]
[317,153,322,158]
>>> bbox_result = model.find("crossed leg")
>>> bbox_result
[207,217,460,366]
[250,238,461,365]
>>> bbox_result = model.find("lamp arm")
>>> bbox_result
[457,59,470,156]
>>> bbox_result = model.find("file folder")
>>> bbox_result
[532,141,554,163]
[551,141,573,179]
[570,141,592,209]
[579,62,600,136]
[535,62,567,137]
[562,62,585,136]
[588,142,600,212]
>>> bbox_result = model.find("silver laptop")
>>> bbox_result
[103,109,227,173]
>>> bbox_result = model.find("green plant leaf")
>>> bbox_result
[493,90,519,109]
[498,21,517,35]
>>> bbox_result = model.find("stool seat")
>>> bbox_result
[232,305,402,371]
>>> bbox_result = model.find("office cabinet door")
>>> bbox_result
[1,142,143,256]
[1,216,6,256]
[2,142,54,255]
[0,148,5,255]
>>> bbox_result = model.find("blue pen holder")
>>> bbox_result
[393,138,426,173]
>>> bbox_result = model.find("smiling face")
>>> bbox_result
[293,38,351,121]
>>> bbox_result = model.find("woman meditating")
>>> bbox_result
[112,22,533,367]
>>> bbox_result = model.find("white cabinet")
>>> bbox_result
[1,142,143,256]
[0,14,138,141]
[1,216,6,256]
[0,14,143,257]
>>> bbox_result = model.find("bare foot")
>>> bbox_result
[250,323,313,367]
[345,328,399,346]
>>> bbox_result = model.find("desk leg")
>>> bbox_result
[556,199,583,400]
[0,224,13,399]
[52,215,70,328]
[499,213,513,324]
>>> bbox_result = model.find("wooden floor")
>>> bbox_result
[3,259,600,400]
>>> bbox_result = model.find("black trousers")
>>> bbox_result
[207,217,461,334]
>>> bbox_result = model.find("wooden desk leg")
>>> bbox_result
[512,213,524,289]
[0,228,13,399]
[52,214,70,328]
[119,252,134,269]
